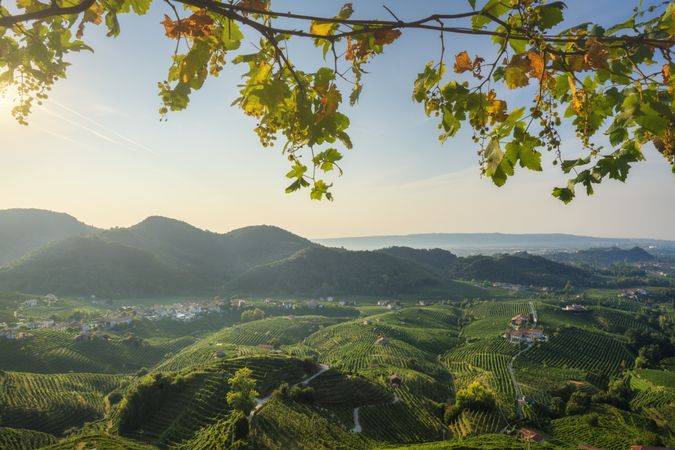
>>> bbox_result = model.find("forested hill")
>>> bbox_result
[0,209,97,266]
[0,209,657,298]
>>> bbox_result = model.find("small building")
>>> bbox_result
[504,328,547,344]
[362,320,371,325]
[389,374,402,387]
[375,336,390,346]
[563,304,587,312]
[518,428,544,443]
[511,314,530,328]
[21,299,39,307]
[0,328,17,339]
[45,294,59,302]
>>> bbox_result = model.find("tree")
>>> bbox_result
[1,1,673,202]
[454,381,496,412]
[565,390,591,415]
[226,367,258,416]
[241,307,265,322]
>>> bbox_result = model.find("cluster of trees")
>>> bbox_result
[272,382,316,404]
[444,381,496,423]
[117,372,189,434]
[627,327,674,369]
[240,308,265,322]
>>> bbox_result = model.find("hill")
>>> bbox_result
[0,209,96,266]
[227,246,484,298]
[546,246,656,266]
[0,235,205,298]
[0,219,313,298]
[450,252,595,288]
[377,247,458,277]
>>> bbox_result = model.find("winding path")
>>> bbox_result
[249,363,330,419]
[351,392,399,433]
[509,301,538,419]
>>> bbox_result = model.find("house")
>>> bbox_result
[45,294,59,302]
[504,328,547,344]
[563,304,587,312]
[518,428,544,443]
[511,314,530,328]
[99,315,133,329]
[0,328,17,339]
[36,320,54,329]
[21,299,39,307]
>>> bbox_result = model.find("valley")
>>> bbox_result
[0,210,673,449]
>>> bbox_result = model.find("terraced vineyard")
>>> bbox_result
[2,291,673,449]
[0,372,130,435]
[519,328,634,385]
[0,427,56,450]
[0,329,195,373]
[155,315,343,372]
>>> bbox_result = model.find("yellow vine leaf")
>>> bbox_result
[486,90,507,124]
[504,54,531,89]
[311,21,335,36]
[454,51,473,73]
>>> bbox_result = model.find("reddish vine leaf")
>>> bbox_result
[162,10,215,40]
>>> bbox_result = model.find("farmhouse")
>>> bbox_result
[504,328,547,344]
[518,428,544,443]
[510,314,530,328]
[98,315,133,329]
[21,299,39,307]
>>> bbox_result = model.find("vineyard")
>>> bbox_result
[155,315,342,372]
[550,405,654,450]
[0,427,56,450]
[0,288,673,449]
[518,328,634,386]
[0,371,130,435]
[116,355,311,447]
[0,328,195,373]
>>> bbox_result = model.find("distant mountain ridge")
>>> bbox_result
[314,232,675,255]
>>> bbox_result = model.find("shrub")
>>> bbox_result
[455,381,496,412]
[565,391,591,416]
[232,414,249,440]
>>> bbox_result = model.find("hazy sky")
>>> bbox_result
[1,1,673,240]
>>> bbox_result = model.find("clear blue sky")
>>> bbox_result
[1,0,673,239]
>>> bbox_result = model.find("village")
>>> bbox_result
[0,296,233,340]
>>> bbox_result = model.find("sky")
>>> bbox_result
[1,0,674,240]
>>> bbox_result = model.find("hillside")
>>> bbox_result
[377,247,458,277]
[0,219,314,298]
[0,209,96,266]
[450,252,595,288]
[0,235,204,297]
[227,246,484,298]
[546,246,656,266]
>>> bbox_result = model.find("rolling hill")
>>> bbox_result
[449,252,595,288]
[545,246,656,266]
[227,246,483,298]
[0,209,96,266]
